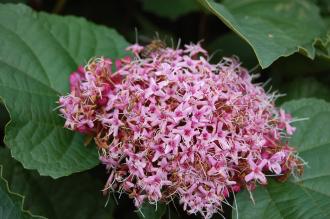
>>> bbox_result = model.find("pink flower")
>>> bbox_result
[172,102,193,123]
[58,42,302,219]
[279,109,296,135]
[268,151,285,174]
[184,41,208,57]
[245,156,268,184]
[162,134,181,154]
[192,106,211,123]
[126,43,144,56]
[145,78,168,98]
[100,109,123,136]
[174,121,199,145]
[150,143,166,162]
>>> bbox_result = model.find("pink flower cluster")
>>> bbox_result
[59,42,302,218]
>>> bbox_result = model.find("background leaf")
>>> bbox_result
[207,32,258,69]
[142,0,200,20]
[0,147,115,219]
[0,161,43,219]
[233,98,330,218]
[0,3,129,178]
[137,202,166,219]
[275,77,330,104]
[199,0,328,68]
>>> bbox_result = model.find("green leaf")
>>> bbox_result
[0,147,115,219]
[137,202,166,219]
[233,98,330,218]
[142,0,200,20]
[276,78,330,104]
[0,4,129,178]
[0,177,38,219]
[315,30,330,58]
[269,53,330,80]
[0,160,43,219]
[199,0,328,68]
[207,32,258,69]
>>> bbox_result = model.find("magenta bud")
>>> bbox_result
[261,151,270,159]
[111,74,123,84]
[76,125,93,134]
[77,65,85,75]
[97,96,108,106]
[115,59,122,70]
[232,185,241,192]
[69,72,81,93]
[102,83,112,95]
[122,56,131,63]
[222,188,229,197]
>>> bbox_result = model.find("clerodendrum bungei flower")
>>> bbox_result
[58,42,303,218]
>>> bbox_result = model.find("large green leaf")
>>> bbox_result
[233,98,330,218]
[199,0,328,68]
[0,4,129,178]
[0,162,43,219]
[0,147,115,219]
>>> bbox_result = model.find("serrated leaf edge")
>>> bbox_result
[0,163,47,219]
